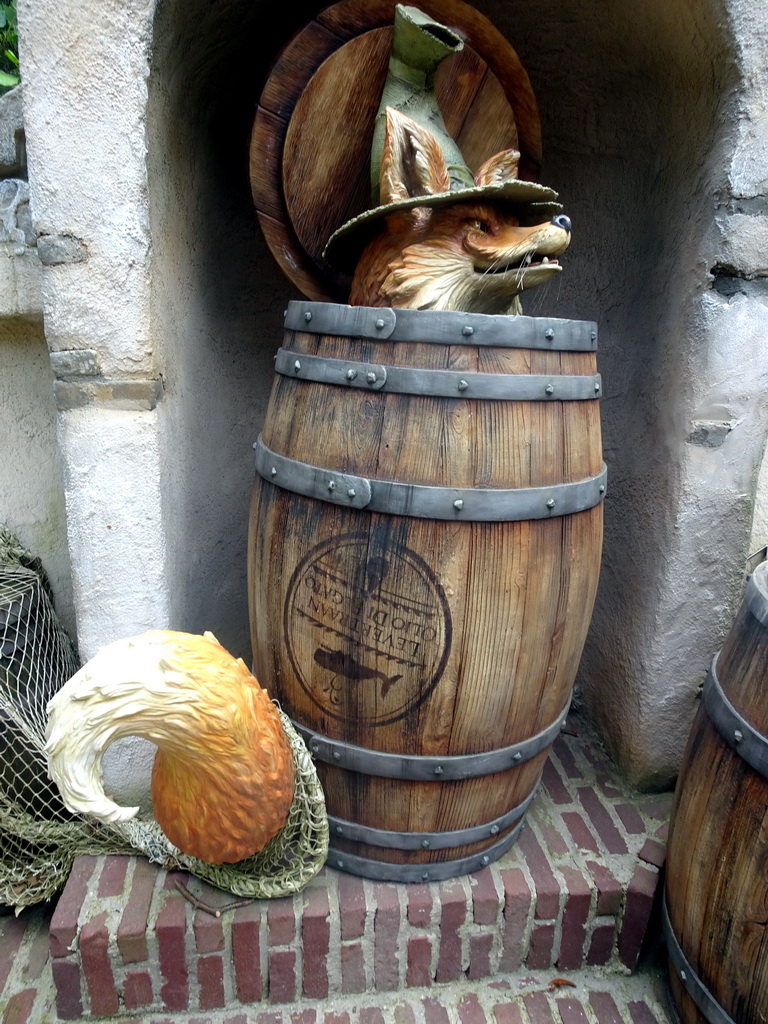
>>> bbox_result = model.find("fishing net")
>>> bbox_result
[0,526,117,909]
[0,526,328,911]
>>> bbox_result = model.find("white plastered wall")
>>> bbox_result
[18,0,165,803]
[15,0,768,799]
[18,0,164,654]
[0,302,76,639]
[0,83,75,638]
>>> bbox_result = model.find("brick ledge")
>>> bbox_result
[47,715,673,1020]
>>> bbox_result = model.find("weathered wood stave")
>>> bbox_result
[250,0,543,303]
[665,561,768,1024]
[248,302,603,881]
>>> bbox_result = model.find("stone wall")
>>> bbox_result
[0,85,75,638]
[492,0,768,787]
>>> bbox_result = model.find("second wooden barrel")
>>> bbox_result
[665,559,768,1023]
[248,300,604,881]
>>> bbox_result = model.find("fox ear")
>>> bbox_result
[474,149,521,187]
[379,107,451,206]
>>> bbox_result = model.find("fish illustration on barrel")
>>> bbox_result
[313,646,404,700]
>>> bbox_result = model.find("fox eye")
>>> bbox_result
[468,219,490,233]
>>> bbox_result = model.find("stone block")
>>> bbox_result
[0,86,24,176]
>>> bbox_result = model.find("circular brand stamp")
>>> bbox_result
[284,532,452,726]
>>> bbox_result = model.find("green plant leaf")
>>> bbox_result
[0,70,19,86]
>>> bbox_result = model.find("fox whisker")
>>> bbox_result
[481,255,506,279]
[514,251,534,288]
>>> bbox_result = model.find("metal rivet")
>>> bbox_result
[421,872,430,880]
[595,381,601,392]
[591,331,597,341]
[328,481,336,491]
[545,328,555,340]
[335,825,344,834]
[462,325,474,336]
[734,729,743,743]
[545,384,555,395]
[490,824,500,835]
[346,368,357,380]
[532,791,539,800]
[421,839,430,849]
[458,379,469,392]
[310,744,319,755]
[375,318,385,329]
[336,859,345,869]
[434,765,444,775]
[599,484,606,494]
[513,752,522,762]
[481,855,490,866]
[271,467,277,477]
[348,488,356,499]
[366,372,377,384]
[453,499,464,511]
[547,498,556,509]
[304,311,312,321]
[680,970,687,982]
[333,750,341,760]
[283,310,287,318]
[561,720,568,730]
[293,360,301,373]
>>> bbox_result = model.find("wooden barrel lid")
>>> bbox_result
[250,0,543,303]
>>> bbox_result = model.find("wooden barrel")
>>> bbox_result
[248,301,604,882]
[665,560,768,1024]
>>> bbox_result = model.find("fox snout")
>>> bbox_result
[351,205,573,314]
[465,210,571,269]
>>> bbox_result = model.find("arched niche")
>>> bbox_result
[146,0,766,789]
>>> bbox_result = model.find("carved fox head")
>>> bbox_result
[336,109,571,315]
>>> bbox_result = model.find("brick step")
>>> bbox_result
[171,972,674,1024]
[47,715,673,1021]
[0,907,675,1024]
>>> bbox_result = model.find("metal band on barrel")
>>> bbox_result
[254,437,607,522]
[275,348,602,400]
[327,789,536,850]
[292,703,569,781]
[327,823,523,883]
[284,301,598,352]
[702,653,768,780]
[745,560,768,629]
[662,897,735,1024]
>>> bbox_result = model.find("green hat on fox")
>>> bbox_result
[322,5,562,273]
